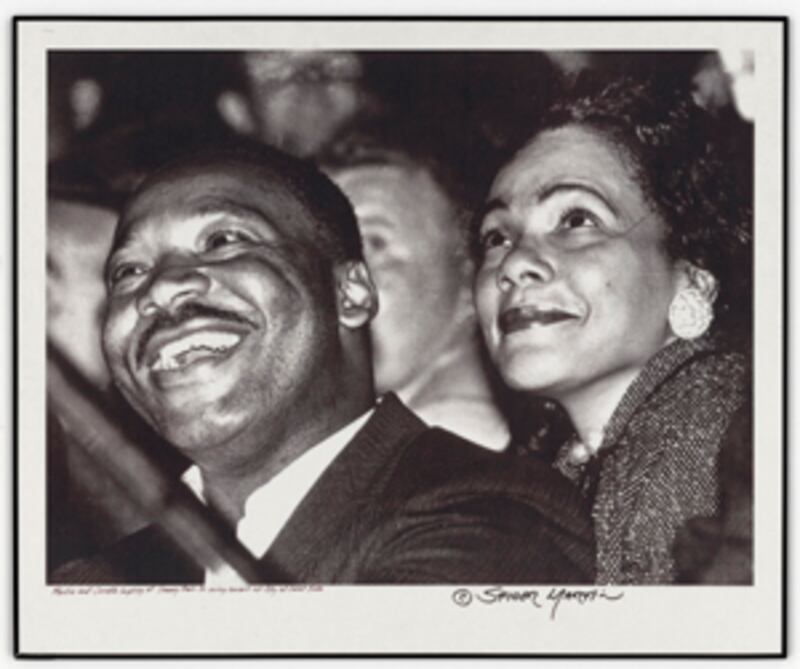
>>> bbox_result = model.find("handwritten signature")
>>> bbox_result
[451,586,624,620]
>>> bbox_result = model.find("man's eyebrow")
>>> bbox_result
[106,227,138,266]
[117,199,272,236]
[536,182,619,216]
[189,199,272,225]
[113,200,271,249]
[105,200,273,278]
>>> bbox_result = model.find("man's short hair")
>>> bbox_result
[319,118,475,260]
[126,139,364,263]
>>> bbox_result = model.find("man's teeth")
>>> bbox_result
[151,331,242,371]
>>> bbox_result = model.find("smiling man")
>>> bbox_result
[55,143,594,585]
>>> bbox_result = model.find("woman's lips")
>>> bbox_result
[499,305,578,335]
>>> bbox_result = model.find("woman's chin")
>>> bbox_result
[496,353,568,396]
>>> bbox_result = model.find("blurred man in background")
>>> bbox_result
[217,50,376,158]
[322,124,510,450]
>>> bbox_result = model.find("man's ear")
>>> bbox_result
[335,260,378,329]
[677,261,719,304]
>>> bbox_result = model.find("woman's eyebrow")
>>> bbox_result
[536,182,619,217]
[475,197,508,224]
[357,213,396,234]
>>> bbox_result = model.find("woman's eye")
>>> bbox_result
[363,233,388,256]
[205,229,253,251]
[559,208,599,230]
[480,228,510,251]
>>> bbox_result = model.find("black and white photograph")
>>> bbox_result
[14,17,786,656]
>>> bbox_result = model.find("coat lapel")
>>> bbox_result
[263,394,427,582]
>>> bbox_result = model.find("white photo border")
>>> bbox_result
[14,17,787,657]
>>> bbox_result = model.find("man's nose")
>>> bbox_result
[136,261,211,317]
[497,243,555,292]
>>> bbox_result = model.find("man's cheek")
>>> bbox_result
[102,320,133,381]
[106,351,134,398]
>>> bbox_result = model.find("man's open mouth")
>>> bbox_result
[499,305,578,335]
[149,329,244,372]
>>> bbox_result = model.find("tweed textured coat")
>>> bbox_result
[554,336,749,584]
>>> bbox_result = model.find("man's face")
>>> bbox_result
[330,163,469,394]
[102,161,340,452]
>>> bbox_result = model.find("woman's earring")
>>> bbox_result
[668,287,714,340]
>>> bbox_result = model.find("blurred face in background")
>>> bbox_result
[47,198,118,387]
[238,51,367,158]
[330,161,471,395]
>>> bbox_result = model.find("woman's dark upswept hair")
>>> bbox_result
[525,74,753,348]
[491,74,753,456]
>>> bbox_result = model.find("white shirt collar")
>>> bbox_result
[181,409,373,581]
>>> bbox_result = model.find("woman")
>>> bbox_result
[474,76,751,584]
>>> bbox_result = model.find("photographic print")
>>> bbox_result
[15,17,786,656]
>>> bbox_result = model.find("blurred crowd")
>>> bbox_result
[46,49,753,577]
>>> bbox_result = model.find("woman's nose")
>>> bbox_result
[497,244,555,292]
[136,262,211,316]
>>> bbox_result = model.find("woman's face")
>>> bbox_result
[475,124,686,403]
